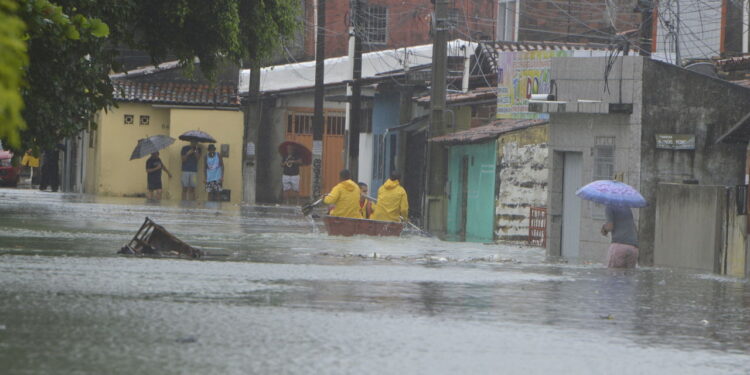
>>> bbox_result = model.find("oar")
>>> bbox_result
[301,196,325,216]
[400,216,433,238]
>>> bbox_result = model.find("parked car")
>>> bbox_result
[0,150,20,187]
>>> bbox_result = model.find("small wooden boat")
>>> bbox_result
[323,215,404,237]
[119,217,203,258]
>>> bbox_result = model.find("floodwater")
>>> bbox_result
[1,189,749,374]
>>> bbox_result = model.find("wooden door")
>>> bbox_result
[285,110,346,198]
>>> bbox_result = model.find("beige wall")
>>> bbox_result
[167,108,244,203]
[86,102,244,203]
[87,103,170,197]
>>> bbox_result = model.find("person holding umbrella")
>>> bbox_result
[145,151,172,200]
[576,179,646,269]
[130,135,176,200]
[281,144,302,205]
[180,141,201,201]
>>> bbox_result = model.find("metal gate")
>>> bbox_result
[528,206,547,247]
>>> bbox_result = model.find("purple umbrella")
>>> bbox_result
[575,180,647,208]
[179,130,216,143]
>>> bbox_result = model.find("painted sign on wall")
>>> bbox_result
[497,50,574,119]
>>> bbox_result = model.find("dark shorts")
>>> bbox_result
[148,176,162,191]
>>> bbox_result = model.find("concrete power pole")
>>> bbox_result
[312,0,326,199]
[423,0,449,231]
[345,0,363,179]
[243,61,261,204]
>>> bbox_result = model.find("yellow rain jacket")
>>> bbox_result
[323,179,363,219]
[371,179,408,222]
[21,153,40,168]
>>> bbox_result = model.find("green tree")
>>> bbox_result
[1,0,300,150]
[0,0,28,148]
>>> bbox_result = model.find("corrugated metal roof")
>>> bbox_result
[416,87,496,104]
[430,119,547,144]
[112,80,240,107]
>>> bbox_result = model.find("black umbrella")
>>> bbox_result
[130,135,175,160]
[178,130,216,143]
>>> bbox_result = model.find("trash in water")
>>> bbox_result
[118,217,203,258]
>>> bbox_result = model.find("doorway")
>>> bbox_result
[561,152,582,259]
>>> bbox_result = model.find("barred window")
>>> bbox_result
[594,136,615,181]
[447,8,464,29]
[362,5,387,45]
[592,136,615,218]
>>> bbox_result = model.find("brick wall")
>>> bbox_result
[519,0,642,43]
[298,0,496,60]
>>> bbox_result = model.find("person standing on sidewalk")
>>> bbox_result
[180,141,200,200]
[205,144,224,201]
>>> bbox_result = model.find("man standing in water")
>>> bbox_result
[281,145,301,205]
[181,141,200,201]
[601,205,639,268]
[145,151,171,200]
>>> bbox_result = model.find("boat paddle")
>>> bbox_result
[301,196,326,216]
[400,216,433,238]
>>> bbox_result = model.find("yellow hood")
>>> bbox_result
[341,179,358,191]
[382,179,400,190]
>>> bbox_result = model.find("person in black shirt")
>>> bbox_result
[146,152,172,200]
[281,145,302,205]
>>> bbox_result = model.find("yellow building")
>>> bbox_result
[85,65,244,203]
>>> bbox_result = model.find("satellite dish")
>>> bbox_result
[684,62,718,78]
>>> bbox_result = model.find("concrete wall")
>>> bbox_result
[495,124,549,243]
[654,184,725,272]
[546,57,644,262]
[639,58,750,265]
[87,103,244,203]
[655,183,747,276]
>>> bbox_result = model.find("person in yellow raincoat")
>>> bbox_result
[323,169,363,219]
[21,149,40,184]
[371,171,408,222]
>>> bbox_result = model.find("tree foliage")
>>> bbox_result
[0,0,28,148]
[0,0,300,150]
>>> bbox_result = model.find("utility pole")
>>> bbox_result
[423,0,449,232]
[243,60,261,204]
[312,0,325,199]
[675,0,680,65]
[637,0,654,57]
[345,0,363,179]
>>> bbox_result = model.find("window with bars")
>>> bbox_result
[362,4,387,45]
[326,115,345,135]
[496,0,517,41]
[447,8,465,29]
[594,136,615,181]
[593,136,615,218]
[286,112,346,135]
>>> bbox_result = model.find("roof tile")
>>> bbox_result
[112,80,240,107]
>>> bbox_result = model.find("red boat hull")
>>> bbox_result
[323,216,404,237]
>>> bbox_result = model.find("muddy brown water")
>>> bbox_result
[1,189,749,374]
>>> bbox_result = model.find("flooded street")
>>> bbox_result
[1,189,749,374]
